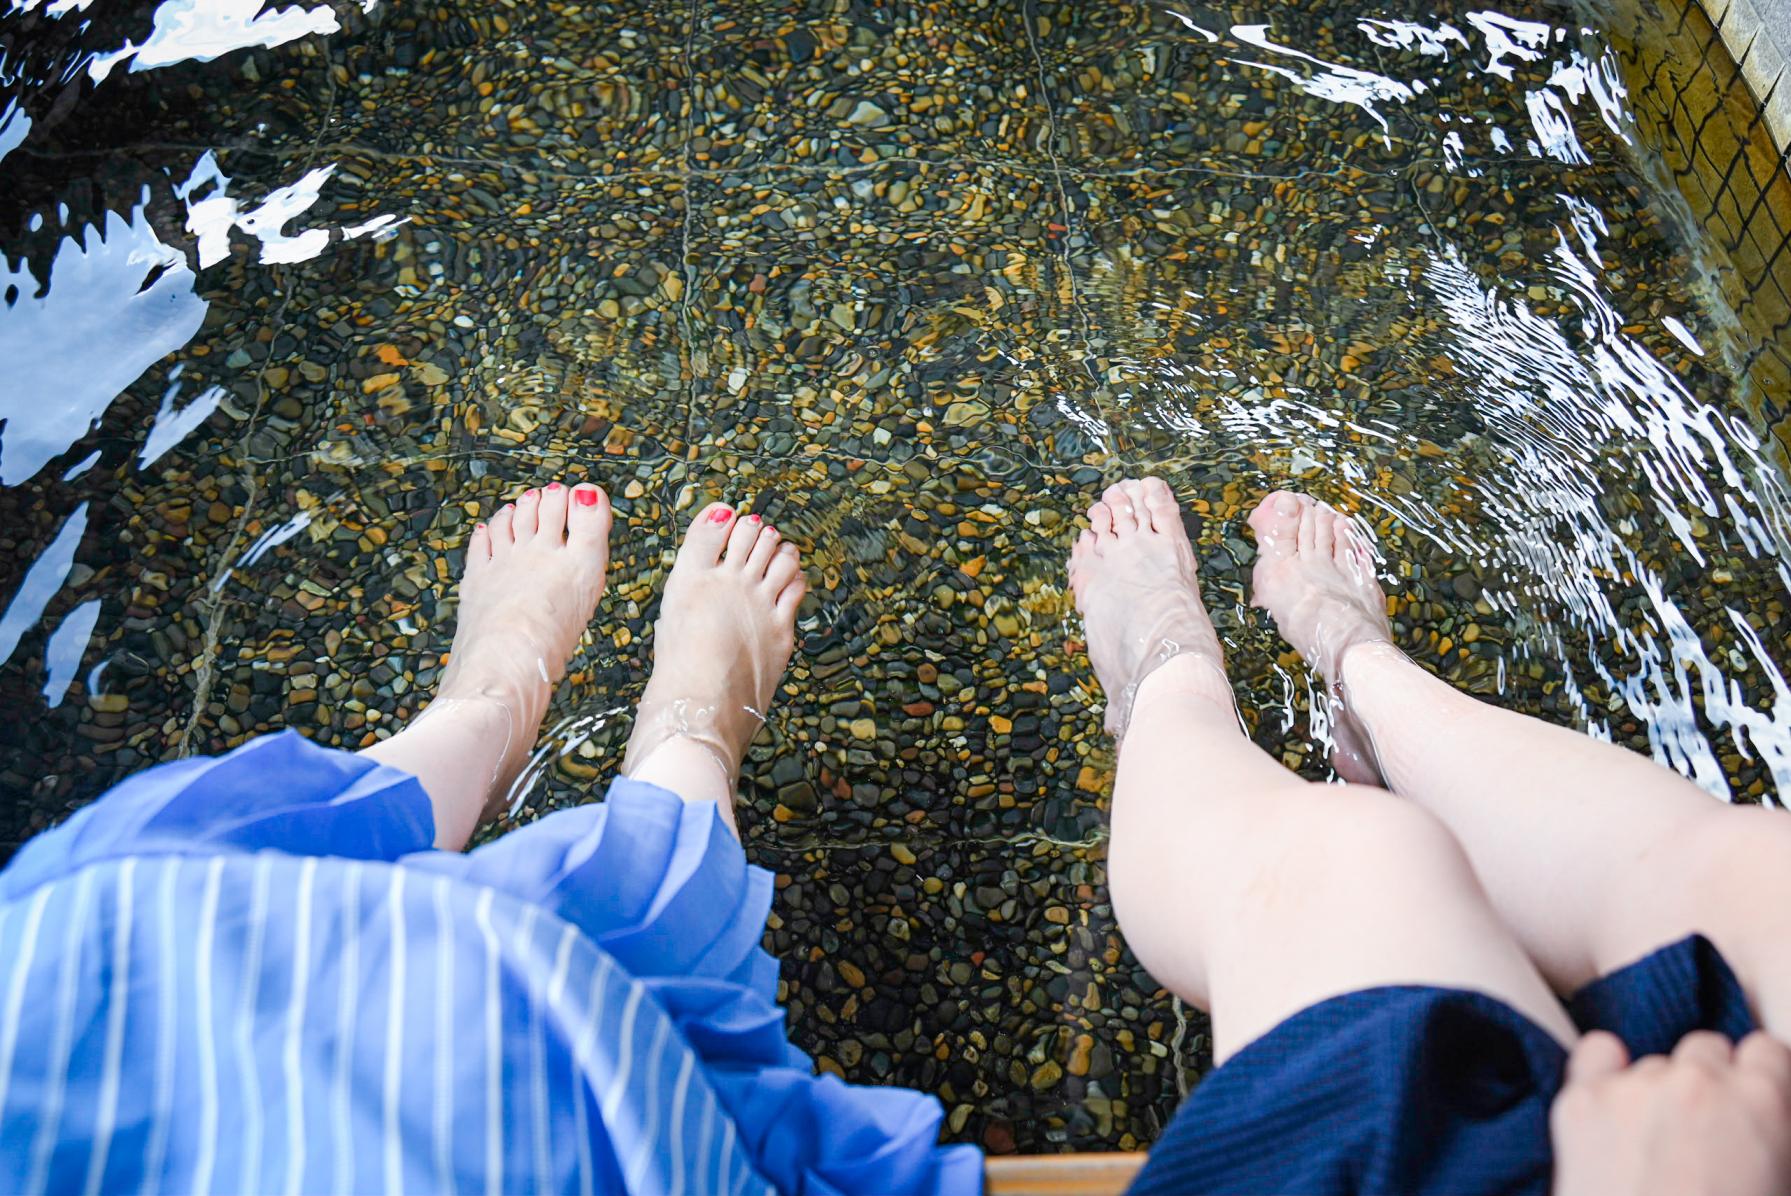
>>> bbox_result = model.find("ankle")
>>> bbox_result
[626,733,741,837]
[1129,653,1236,721]
[1336,637,1404,694]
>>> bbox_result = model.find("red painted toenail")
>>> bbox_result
[546,482,563,491]
[574,489,599,507]
[710,506,733,523]
[748,514,762,523]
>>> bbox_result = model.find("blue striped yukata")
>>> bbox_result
[0,730,981,1196]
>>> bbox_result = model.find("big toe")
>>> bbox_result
[1101,482,1143,533]
[682,502,738,566]
[567,482,612,550]
[1248,491,1306,554]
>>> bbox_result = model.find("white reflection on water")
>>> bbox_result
[0,199,206,486]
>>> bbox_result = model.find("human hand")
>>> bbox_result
[1550,1029,1791,1196]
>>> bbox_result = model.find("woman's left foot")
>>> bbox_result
[435,481,613,798]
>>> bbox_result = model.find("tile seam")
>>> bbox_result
[175,61,342,758]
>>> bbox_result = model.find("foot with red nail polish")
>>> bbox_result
[435,480,613,808]
[622,501,808,816]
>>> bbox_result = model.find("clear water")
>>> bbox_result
[2,0,1788,1154]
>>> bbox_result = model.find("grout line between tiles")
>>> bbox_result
[676,0,703,451]
[175,61,342,758]
[1019,1,1098,354]
[755,826,1108,854]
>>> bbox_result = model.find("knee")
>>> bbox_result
[1677,806,1791,943]
[1308,786,1480,897]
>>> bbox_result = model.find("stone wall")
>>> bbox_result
[1599,0,1791,474]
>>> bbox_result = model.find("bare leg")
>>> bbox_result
[1249,490,1791,1037]
[1075,478,1574,1061]
[363,481,612,850]
[622,503,807,840]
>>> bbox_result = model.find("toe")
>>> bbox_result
[1087,502,1115,539]
[488,504,517,554]
[568,483,611,548]
[684,502,736,565]
[1306,504,1336,556]
[537,482,571,543]
[1333,513,1363,564]
[1068,530,1097,593]
[1139,477,1180,533]
[724,511,766,567]
[512,487,541,541]
[1101,482,1140,532]
[765,541,802,594]
[746,521,783,579]
[1247,491,1304,553]
[774,572,808,620]
[467,522,493,567]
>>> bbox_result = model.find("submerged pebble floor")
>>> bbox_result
[3,0,1790,1155]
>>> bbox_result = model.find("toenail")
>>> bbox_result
[710,505,733,523]
[748,514,762,523]
[1273,494,1300,516]
[546,482,562,491]
[574,489,599,507]
[523,489,538,499]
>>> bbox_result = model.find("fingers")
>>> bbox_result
[1736,1031,1791,1087]
[1673,1030,1737,1072]
[1567,1031,1631,1085]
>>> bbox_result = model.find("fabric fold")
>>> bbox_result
[3,732,981,1196]
[0,730,434,901]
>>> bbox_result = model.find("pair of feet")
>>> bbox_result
[436,474,1389,821]
[437,481,807,812]
[1069,477,1394,783]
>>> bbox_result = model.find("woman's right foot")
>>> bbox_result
[1248,490,1394,784]
[622,503,807,788]
[1069,477,1232,738]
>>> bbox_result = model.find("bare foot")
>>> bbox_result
[1069,477,1231,738]
[622,502,807,794]
[1247,490,1393,784]
[437,481,613,804]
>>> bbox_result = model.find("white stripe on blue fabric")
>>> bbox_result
[517,903,550,1194]
[668,1051,695,1196]
[473,886,503,1196]
[382,867,408,1196]
[719,1119,739,1196]
[140,860,180,1196]
[81,856,136,1196]
[628,1015,673,1192]
[191,857,225,1196]
[0,883,54,1126]
[235,855,273,1194]
[281,857,318,1196]
[332,862,363,1196]
[570,947,609,1196]
[695,1088,718,1196]
[26,867,97,1196]
[604,984,644,1129]
[432,876,457,1196]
